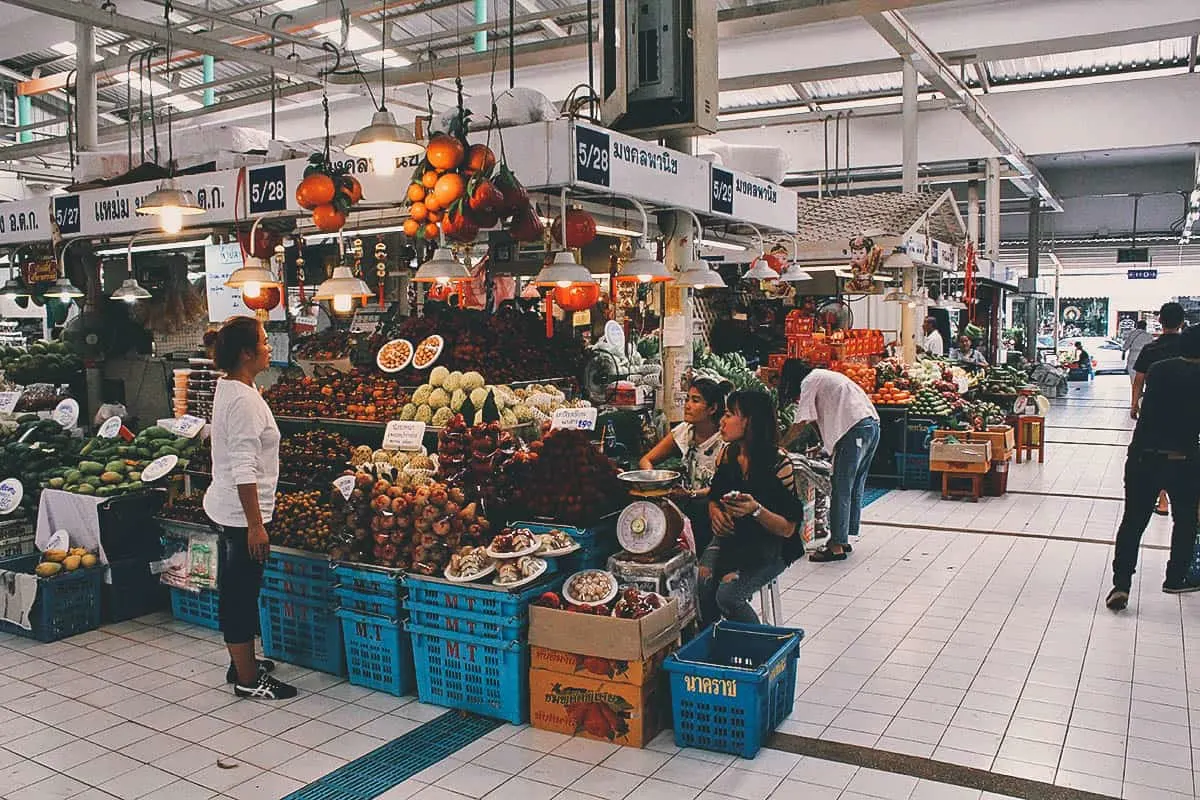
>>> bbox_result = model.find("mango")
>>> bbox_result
[42,549,67,562]
[35,562,61,577]
[63,555,81,571]
[78,461,105,475]
[80,554,97,568]
[99,471,123,485]
[77,484,96,495]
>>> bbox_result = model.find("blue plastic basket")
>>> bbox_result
[337,606,416,696]
[510,519,619,571]
[897,453,933,490]
[406,621,528,724]
[0,555,103,643]
[170,586,221,630]
[664,620,804,758]
[262,548,334,601]
[404,574,561,620]
[405,599,524,642]
[258,587,346,676]
[332,563,405,616]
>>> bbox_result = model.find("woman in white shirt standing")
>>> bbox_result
[639,376,731,553]
[203,317,295,700]
[779,360,880,562]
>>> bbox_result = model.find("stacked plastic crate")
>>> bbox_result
[333,563,413,696]
[258,547,345,676]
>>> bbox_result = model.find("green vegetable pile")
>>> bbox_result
[48,425,201,498]
[0,415,81,515]
[0,342,83,386]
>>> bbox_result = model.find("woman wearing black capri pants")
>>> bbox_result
[203,317,295,700]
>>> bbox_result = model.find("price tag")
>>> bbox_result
[575,125,611,187]
[173,415,207,439]
[53,195,81,235]
[710,167,734,215]
[51,398,79,429]
[248,164,288,214]
[141,454,179,483]
[0,391,22,414]
[0,478,22,515]
[550,407,598,431]
[333,474,356,501]
[98,416,123,438]
[382,420,426,451]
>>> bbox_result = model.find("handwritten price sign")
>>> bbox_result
[550,407,598,432]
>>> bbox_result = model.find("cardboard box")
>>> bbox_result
[529,598,680,663]
[969,426,1016,455]
[530,643,671,687]
[607,552,697,624]
[528,666,666,748]
[930,440,992,474]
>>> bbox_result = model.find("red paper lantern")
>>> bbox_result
[243,284,282,311]
[551,208,598,248]
[553,281,600,311]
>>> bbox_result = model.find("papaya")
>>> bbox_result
[47,478,64,489]
[64,469,82,484]
[35,562,61,577]
[80,554,97,568]
[78,461,104,475]
[103,461,128,475]
[43,550,67,562]
[143,426,173,440]
[153,446,180,458]
[127,471,141,482]
[99,471,123,484]
[96,486,116,497]
[77,484,95,495]
[63,555,81,571]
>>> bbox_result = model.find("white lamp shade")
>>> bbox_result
[534,251,596,287]
[111,278,152,302]
[313,265,371,299]
[676,264,726,289]
[779,263,812,282]
[413,248,470,284]
[135,178,205,217]
[224,258,280,290]
[0,279,28,298]
[745,258,778,281]
[616,248,672,283]
[45,277,84,300]
[344,110,425,160]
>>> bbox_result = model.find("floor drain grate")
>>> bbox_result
[283,710,502,800]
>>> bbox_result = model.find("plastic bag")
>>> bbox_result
[436,87,558,132]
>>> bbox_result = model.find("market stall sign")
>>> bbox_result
[382,420,425,451]
[52,172,236,238]
[51,398,79,429]
[173,415,206,439]
[204,243,285,323]
[142,454,179,483]
[707,165,798,233]
[0,197,48,246]
[0,478,22,515]
[572,122,710,215]
[98,416,123,439]
[0,391,22,414]
[332,474,356,501]
[903,236,959,270]
[1127,268,1157,280]
[21,259,59,285]
[550,407,598,432]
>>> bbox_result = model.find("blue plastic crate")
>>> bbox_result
[170,587,221,630]
[405,599,524,642]
[509,519,618,571]
[406,621,528,724]
[664,620,803,758]
[404,574,562,620]
[258,587,346,676]
[261,548,334,601]
[332,563,404,616]
[0,555,103,643]
[337,607,416,696]
[897,453,933,490]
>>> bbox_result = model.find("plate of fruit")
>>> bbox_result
[412,335,444,369]
[377,339,414,373]
[485,528,540,560]
[562,569,618,608]
[444,546,495,583]
[536,529,581,557]
[492,556,547,588]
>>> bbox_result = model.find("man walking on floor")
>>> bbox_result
[1131,301,1187,515]
[1107,325,1200,610]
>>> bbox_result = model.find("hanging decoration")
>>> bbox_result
[963,242,978,323]
[295,97,365,232]
[844,234,884,294]
[374,237,388,307]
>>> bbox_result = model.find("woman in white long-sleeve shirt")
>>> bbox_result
[202,317,295,700]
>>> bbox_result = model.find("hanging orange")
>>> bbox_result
[426,134,465,171]
[407,183,426,203]
[464,144,496,176]
[427,209,442,224]
[421,170,440,189]
[403,219,420,237]
[339,175,363,204]
[423,223,440,240]
[296,173,336,210]
[432,172,465,207]
[424,194,443,213]
[409,201,428,222]
[311,203,346,232]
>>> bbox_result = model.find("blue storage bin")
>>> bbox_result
[897,453,933,490]
[406,621,528,724]
[261,548,334,601]
[170,586,220,630]
[405,599,524,642]
[258,586,345,676]
[0,555,103,643]
[333,562,405,616]
[404,574,561,620]
[664,620,803,758]
[338,607,415,696]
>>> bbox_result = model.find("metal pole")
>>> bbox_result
[1025,196,1041,361]
[16,96,31,144]
[900,57,918,363]
[966,174,980,249]
[474,0,487,52]
[202,55,215,106]
[75,7,99,152]
[985,157,1000,260]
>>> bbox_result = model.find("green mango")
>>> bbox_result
[77,484,96,495]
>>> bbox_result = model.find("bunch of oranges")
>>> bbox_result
[295,153,364,233]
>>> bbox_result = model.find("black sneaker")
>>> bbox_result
[1162,581,1200,594]
[1105,588,1129,611]
[226,659,276,684]
[234,674,297,700]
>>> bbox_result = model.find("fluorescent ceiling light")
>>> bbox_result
[595,224,644,238]
[314,21,384,53]
[95,237,212,256]
[700,238,746,252]
[360,48,411,66]
[274,0,317,9]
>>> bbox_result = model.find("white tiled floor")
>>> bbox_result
[0,376,1188,800]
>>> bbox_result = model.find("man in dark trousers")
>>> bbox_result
[1131,301,1186,515]
[1106,325,1200,611]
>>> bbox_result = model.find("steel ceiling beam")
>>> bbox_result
[864,10,1063,212]
[0,0,325,80]
[718,0,953,36]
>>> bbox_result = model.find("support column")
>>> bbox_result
[899,57,918,364]
[966,172,980,249]
[74,11,98,152]
[202,56,216,106]
[474,0,487,52]
[985,158,1001,260]
[660,133,693,424]
[16,96,31,144]
[1025,197,1041,360]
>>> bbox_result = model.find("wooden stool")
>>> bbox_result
[942,471,983,501]
[758,578,783,626]
[1016,415,1046,463]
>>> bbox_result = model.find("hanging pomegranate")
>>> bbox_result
[552,208,597,248]
[238,227,283,259]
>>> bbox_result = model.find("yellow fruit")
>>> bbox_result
[69,547,87,557]
[43,550,67,563]
[63,555,81,572]
[80,554,98,568]
[35,562,62,577]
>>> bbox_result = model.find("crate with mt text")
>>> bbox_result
[337,603,415,696]
[406,622,528,724]
[262,547,335,602]
[258,587,345,676]
[170,586,221,630]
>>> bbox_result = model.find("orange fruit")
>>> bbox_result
[296,173,336,210]
[432,172,465,207]
[424,194,443,213]
[311,203,346,233]
[426,134,465,171]
[409,201,428,222]
[402,219,420,237]
[427,209,442,224]
[464,144,496,176]
[421,170,440,189]
[407,183,426,203]
[423,223,440,240]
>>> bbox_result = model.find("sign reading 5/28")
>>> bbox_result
[248,164,288,214]
[575,126,611,187]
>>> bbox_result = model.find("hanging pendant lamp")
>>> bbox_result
[136,178,204,234]
[608,195,672,283]
[0,279,28,299]
[675,260,726,289]
[313,265,372,313]
[534,251,595,288]
[111,278,152,303]
[44,278,84,301]
[413,247,471,285]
